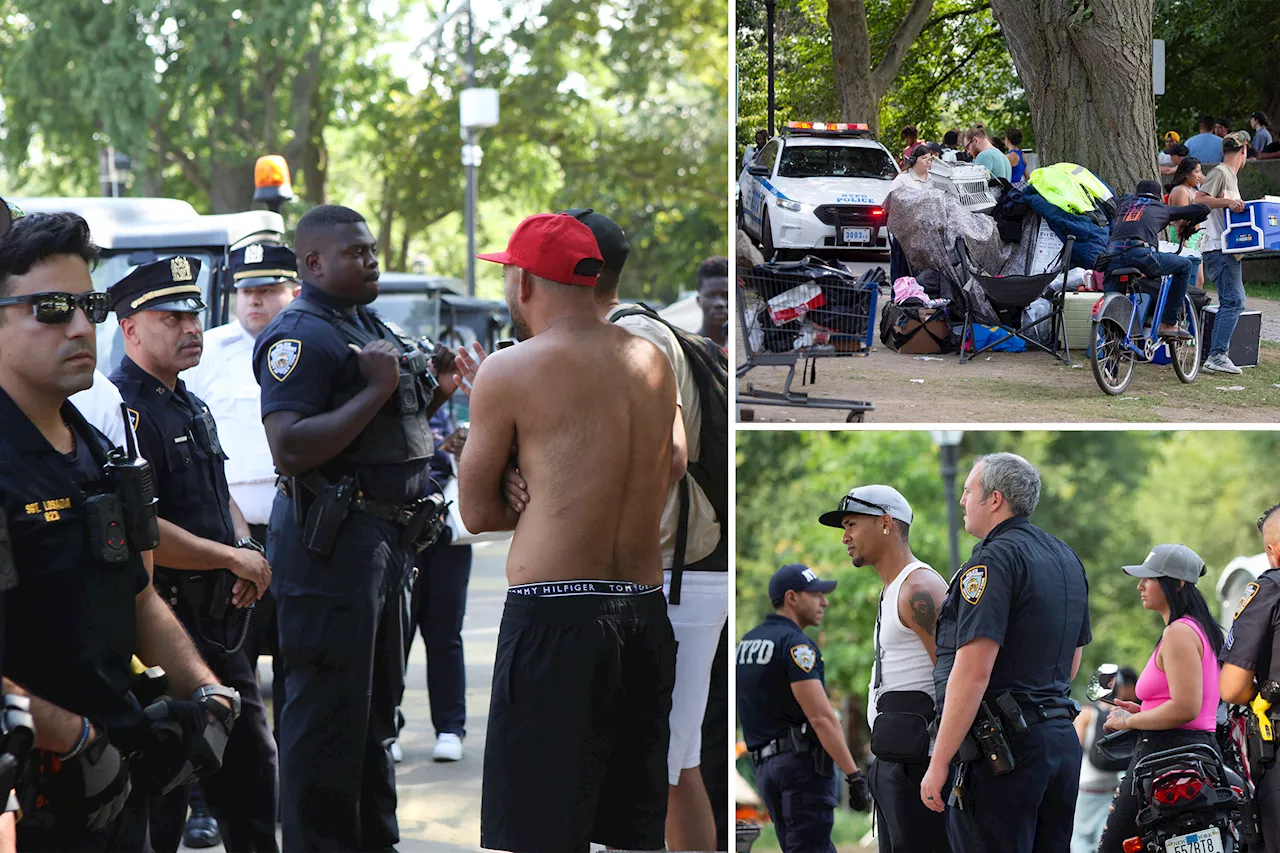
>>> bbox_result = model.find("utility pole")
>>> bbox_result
[459,0,498,298]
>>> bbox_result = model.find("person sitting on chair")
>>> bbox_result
[1100,180,1215,340]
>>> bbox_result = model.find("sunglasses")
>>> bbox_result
[839,495,889,515]
[0,291,111,324]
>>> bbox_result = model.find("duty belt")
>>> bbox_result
[750,738,800,765]
[353,494,432,528]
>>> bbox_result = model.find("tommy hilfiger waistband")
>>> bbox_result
[508,580,663,598]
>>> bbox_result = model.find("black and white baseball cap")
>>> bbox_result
[818,484,913,528]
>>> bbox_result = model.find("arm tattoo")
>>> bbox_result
[909,589,937,633]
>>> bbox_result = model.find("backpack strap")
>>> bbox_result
[669,477,690,605]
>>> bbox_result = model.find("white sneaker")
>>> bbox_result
[390,740,403,764]
[1203,353,1242,374]
[433,733,463,762]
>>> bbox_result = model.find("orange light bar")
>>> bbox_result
[255,155,291,190]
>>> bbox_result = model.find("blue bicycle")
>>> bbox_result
[1090,236,1203,396]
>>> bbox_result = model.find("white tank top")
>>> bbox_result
[867,560,944,729]
[1077,703,1123,791]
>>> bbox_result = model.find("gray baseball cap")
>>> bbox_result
[1122,544,1207,583]
[818,484,913,528]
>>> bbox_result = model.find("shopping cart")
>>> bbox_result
[736,257,879,422]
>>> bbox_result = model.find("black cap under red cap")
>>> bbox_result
[476,213,604,286]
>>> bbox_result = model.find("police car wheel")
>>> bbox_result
[1090,318,1134,395]
[760,209,777,262]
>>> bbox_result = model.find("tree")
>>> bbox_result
[988,0,1158,192]
[827,0,936,136]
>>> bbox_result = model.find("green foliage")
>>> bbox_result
[734,0,1031,157]
[1154,0,1280,139]
[737,430,1280,733]
[0,0,726,303]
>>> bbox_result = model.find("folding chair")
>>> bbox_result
[955,233,1076,365]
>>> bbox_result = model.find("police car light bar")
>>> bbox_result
[786,121,870,132]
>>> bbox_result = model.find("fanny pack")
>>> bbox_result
[870,690,935,764]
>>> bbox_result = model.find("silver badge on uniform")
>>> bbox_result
[790,644,816,673]
[267,339,301,381]
[245,244,264,264]
[171,256,194,282]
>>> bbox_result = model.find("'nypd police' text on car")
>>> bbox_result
[738,121,898,261]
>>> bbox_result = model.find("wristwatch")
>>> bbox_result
[234,537,265,554]
[193,684,242,725]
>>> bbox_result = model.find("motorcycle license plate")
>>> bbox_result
[1165,826,1224,853]
[842,227,871,244]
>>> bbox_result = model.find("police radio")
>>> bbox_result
[106,403,161,552]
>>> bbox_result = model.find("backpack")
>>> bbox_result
[610,304,728,603]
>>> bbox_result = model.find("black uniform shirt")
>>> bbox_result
[934,515,1092,714]
[737,613,826,750]
[1222,569,1280,680]
[0,386,149,729]
[252,283,431,505]
[110,355,235,553]
[1107,195,1210,249]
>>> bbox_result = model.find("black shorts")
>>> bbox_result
[481,580,677,853]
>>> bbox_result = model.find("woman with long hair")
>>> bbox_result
[1097,544,1224,853]
[1166,156,1207,288]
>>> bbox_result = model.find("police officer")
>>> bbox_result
[737,564,872,852]
[1221,502,1280,852]
[0,210,238,851]
[107,258,278,853]
[919,452,1091,853]
[185,243,300,731]
[252,204,448,851]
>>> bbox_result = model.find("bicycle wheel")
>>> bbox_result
[1170,298,1201,384]
[1091,318,1134,395]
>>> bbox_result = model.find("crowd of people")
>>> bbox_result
[0,195,729,853]
[738,452,1280,853]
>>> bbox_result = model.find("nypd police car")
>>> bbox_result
[738,121,898,261]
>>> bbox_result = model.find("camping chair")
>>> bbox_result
[956,233,1076,365]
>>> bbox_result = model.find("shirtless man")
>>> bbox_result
[459,213,682,853]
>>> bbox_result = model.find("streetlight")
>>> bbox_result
[98,148,132,198]
[764,0,777,136]
[461,85,498,297]
[930,430,964,576]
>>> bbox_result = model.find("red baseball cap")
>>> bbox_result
[476,213,604,287]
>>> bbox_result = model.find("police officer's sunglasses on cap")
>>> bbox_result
[839,495,889,515]
[0,291,111,324]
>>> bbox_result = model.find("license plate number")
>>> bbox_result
[843,227,871,244]
[1165,826,1224,853]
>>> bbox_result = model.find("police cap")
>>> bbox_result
[108,257,205,319]
[769,563,837,607]
[228,243,299,289]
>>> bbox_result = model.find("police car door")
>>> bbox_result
[745,139,781,239]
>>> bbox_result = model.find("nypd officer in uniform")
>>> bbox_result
[920,452,1091,853]
[107,257,278,853]
[252,205,449,851]
[0,210,238,851]
[1221,502,1280,852]
[737,564,871,852]
[184,242,300,733]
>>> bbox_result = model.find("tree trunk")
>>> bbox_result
[828,0,937,137]
[989,0,1157,192]
[208,160,257,214]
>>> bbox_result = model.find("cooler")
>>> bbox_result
[1224,197,1280,255]
[1057,291,1103,354]
[1200,305,1262,367]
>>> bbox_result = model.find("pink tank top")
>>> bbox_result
[1134,617,1220,732]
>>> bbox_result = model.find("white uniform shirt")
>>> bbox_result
[69,368,127,448]
[608,306,721,567]
[182,320,276,525]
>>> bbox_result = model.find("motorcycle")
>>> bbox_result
[1086,664,1260,853]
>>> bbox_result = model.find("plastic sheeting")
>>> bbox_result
[886,185,1011,298]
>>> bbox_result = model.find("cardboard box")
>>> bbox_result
[1200,306,1262,367]
[767,284,826,324]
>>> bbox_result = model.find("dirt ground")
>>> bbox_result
[736,294,1280,424]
